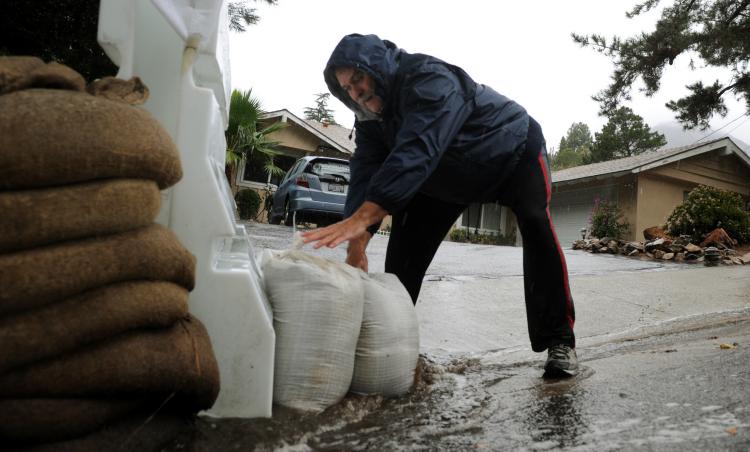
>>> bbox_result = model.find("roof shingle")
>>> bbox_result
[551,137,745,183]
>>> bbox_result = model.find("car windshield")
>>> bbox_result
[310,161,350,180]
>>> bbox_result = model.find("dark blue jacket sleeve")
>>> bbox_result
[345,119,389,234]
[364,66,474,213]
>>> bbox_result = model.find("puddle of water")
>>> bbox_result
[158,319,750,451]
[160,355,603,451]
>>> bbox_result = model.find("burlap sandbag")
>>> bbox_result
[0,178,161,253]
[0,316,220,410]
[12,409,190,452]
[0,56,85,95]
[0,398,147,443]
[0,281,189,374]
[0,224,196,316]
[0,88,182,190]
[87,76,150,105]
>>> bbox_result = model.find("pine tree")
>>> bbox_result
[573,0,750,130]
[586,107,667,163]
[551,122,593,170]
[304,93,338,125]
[228,0,278,32]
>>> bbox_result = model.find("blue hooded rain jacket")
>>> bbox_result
[324,34,532,220]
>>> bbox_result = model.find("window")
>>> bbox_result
[460,202,505,232]
[461,203,482,230]
[308,160,350,180]
[481,203,503,231]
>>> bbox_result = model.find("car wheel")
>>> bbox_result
[283,200,294,227]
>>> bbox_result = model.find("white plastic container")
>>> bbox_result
[97,0,275,418]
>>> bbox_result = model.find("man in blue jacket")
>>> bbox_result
[302,34,577,376]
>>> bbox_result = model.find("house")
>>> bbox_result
[235,109,354,191]
[548,137,750,245]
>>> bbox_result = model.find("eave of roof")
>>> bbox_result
[551,137,750,186]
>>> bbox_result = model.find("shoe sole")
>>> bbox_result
[544,362,579,378]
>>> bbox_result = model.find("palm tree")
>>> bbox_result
[225,89,285,192]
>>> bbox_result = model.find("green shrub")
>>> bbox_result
[448,228,516,246]
[235,189,262,220]
[589,199,629,239]
[666,185,750,243]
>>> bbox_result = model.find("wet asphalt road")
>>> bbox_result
[169,222,750,451]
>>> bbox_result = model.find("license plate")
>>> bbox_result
[328,183,345,193]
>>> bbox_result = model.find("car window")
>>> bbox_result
[310,161,350,179]
[282,160,303,183]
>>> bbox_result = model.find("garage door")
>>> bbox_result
[549,185,617,248]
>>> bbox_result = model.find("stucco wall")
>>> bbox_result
[635,151,750,240]
[266,122,319,153]
[634,175,690,241]
[648,152,750,196]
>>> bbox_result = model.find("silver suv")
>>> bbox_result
[268,156,350,226]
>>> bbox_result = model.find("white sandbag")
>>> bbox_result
[351,272,420,397]
[260,249,364,412]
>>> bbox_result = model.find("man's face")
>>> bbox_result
[335,67,383,115]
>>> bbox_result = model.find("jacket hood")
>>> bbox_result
[324,34,401,121]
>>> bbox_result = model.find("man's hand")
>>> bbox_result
[301,201,387,249]
[346,232,371,272]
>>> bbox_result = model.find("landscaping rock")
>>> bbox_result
[668,245,684,254]
[570,235,746,268]
[700,228,738,248]
[625,242,644,252]
[645,238,670,253]
[643,226,669,241]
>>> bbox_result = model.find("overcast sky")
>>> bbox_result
[228,0,750,150]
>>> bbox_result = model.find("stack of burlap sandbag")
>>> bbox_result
[260,245,419,413]
[0,57,220,449]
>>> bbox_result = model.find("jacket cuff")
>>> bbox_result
[366,222,382,236]
[364,193,398,216]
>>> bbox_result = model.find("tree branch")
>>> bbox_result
[726,0,750,25]
[718,73,750,96]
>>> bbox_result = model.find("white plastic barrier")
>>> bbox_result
[97,0,274,418]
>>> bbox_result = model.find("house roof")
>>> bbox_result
[551,137,750,185]
[304,119,356,154]
[260,109,355,155]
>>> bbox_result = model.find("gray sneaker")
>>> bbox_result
[545,344,578,377]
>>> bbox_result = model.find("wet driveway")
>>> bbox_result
[166,223,750,451]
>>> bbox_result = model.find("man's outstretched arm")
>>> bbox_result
[301,201,387,251]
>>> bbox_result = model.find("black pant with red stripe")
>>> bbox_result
[384,117,576,353]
